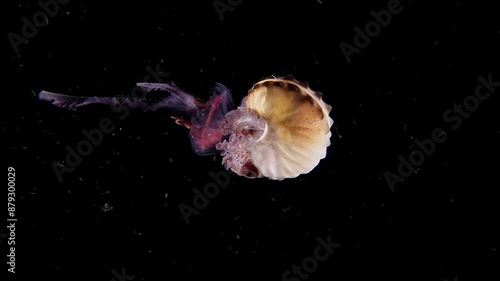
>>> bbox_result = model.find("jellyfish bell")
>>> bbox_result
[216,76,334,180]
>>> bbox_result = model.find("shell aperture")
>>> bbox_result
[38,76,333,180]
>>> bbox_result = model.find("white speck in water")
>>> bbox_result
[101,203,114,212]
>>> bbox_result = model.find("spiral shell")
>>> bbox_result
[217,76,333,180]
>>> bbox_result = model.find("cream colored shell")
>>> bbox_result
[245,77,334,180]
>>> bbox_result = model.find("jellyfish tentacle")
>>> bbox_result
[39,82,237,156]
[38,90,157,111]
[39,82,200,113]
[136,82,201,113]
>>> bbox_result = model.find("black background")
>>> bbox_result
[3,0,500,280]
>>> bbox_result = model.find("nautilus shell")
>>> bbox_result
[39,75,333,180]
[216,77,333,180]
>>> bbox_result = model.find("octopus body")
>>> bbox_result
[39,75,334,180]
[217,77,333,180]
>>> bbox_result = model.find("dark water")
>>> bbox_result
[4,0,500,280]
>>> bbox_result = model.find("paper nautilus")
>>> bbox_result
[39,75,333,180]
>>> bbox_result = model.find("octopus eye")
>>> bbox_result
[241,161,260,179]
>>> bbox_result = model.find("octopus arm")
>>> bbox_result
[189,83,235,155]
